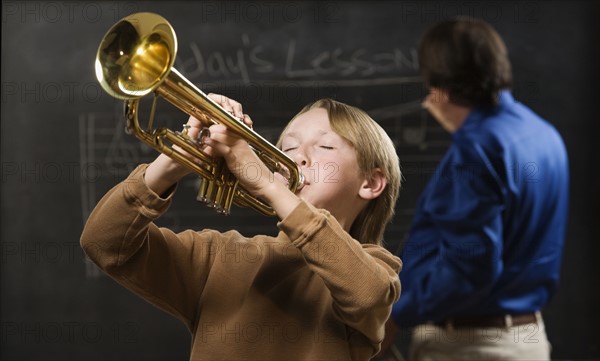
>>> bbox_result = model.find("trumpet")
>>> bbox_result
[95,12,303,216]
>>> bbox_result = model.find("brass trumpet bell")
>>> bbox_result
[95,12,303,216]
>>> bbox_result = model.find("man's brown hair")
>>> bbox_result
[419,17,513,106]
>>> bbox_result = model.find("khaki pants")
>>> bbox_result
[409,314,551,361]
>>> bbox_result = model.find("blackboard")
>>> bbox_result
[1,1,598,359]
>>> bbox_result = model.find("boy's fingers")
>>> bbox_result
[243,114,253,128]
[207,93,244,118]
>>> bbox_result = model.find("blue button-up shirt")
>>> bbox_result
[392,91,569,327]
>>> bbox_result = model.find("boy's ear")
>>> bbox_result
[358,168,387,200]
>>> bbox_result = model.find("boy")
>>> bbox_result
[80,95,402,360]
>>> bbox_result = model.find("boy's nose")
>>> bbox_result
[293,151,308,167]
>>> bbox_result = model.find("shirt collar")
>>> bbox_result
[454,90,514,137]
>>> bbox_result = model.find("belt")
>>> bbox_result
[435,312,539,329]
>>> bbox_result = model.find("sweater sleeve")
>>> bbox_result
[80,164,217,331]
[277,200,402,348]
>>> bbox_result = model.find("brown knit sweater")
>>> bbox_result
[80,164,402,360]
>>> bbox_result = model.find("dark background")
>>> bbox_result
[1,1,598,359]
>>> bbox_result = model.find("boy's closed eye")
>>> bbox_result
[284,145,334,152]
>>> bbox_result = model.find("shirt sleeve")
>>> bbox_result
[80,164,218,331]
[277,200,402,350]
[393,140,505,327]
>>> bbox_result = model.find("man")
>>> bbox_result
[383,17,569,360]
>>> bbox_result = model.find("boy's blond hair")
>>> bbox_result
[277,98,401,245]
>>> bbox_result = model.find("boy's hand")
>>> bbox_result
[181,93,252,158]
[200,93,299,218]
[202,116,276,199]
[145,92,299,219]
[144,93,252,196]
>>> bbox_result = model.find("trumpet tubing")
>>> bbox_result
[95,12,303,216]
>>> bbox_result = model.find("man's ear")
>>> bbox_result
[429,87,451,103]
[358,168,387,200]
